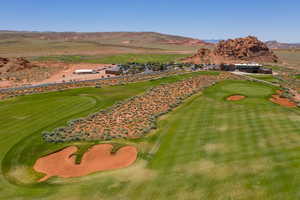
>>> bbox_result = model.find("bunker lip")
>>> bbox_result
[270,90,297,108]
[33,144,137,182]
[226,95,246,101]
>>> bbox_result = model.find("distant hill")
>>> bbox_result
[266,41,300,49]
[0,31,211,47]
[203,39,221,44]
[0,31,213,57]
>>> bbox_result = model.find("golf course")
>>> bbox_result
[0,72,299,200]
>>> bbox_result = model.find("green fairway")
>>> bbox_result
[32,53,191,64]
[247,74,281,84]
[263,65,283,71]
[0,72,215,196]
[1,76,300,199]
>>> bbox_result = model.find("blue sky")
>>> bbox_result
[0,0,299,42]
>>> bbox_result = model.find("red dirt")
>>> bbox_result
[33,144,137,182]
[270,90,297,107]
[30,62,115,84]
[0,61,115,88]
[0,80,14,88]
[227,95,245,101]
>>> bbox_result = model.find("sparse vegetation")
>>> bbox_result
[274,49,300,68]
[0,32,201,57]
[42,72,230,142]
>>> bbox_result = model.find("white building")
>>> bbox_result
[234,63,262,67]
[74,69,97,74]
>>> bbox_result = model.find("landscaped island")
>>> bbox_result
[43,72,236,142]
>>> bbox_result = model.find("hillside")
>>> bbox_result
[0,31,207,45]
[0,31,212,57]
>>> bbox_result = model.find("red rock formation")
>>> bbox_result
[182,36,279,64]
[183,49,212,64]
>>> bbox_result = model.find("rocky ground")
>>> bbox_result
[0,57,62,87]
[0,57,116,88]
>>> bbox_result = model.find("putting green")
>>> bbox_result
[1,78,300,200]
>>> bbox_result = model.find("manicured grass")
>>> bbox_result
[91,54,191,64]
[263,65,282,71]
[32,53,191,64]
[32,55,105,63]
[1,77,300,200]
[295,74,300,79]
[248,74,281,84]
[0,71,216,191]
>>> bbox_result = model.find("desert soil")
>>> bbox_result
[0,80,14,88]
[270,90,297,107]
[0,62,116,89]
[33,144,137,182]
[31,62,115,84]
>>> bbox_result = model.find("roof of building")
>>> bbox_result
[74,69,95,73]
[234,63,262,67]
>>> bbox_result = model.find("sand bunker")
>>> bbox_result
[227,95,245,101]
[33,144,137,182]
[270,90,297,108]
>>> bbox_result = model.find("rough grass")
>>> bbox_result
[32,53,191,64]
[1,78,300,200]
[248,74,281,83]
[263,65,282,71]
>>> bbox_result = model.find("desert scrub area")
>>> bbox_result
[0,74,300,200]
[31,53,192,64]
[42,72,232,142]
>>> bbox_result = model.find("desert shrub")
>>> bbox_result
[40,72,233,143]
